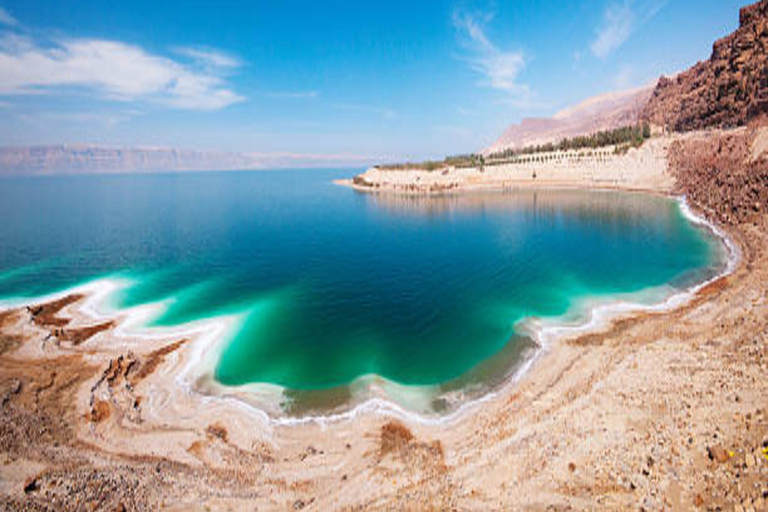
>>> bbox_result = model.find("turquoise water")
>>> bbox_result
[0,171,724,411]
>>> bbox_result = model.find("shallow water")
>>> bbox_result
[0,170,724,411]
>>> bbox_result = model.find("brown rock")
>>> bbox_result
[205,422,229,443]
[643,0,768,131]
[667,124,768,225]
[90,400,111,423]
[23,476,39,493]
[379,421,414,457]
[707,444,731,463]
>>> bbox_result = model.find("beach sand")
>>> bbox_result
[2,131,768,511]
[337,136,676,195]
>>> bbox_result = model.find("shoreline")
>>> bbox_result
[334,177,678,197]
[0,195,737,427]
[336,135,677,196]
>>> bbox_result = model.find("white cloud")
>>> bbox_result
[452,9,533,107]
[176,47,242,69]
[17,109,141,128]
[0,7,17,27]
[0,35,244,110]
[265,90,320,99]
[591,1,668,59]
[591,3,634,59]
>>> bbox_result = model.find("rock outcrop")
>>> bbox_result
[668,121,768,225]
[643,0,768,131]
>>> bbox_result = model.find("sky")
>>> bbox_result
[0,0,747,161]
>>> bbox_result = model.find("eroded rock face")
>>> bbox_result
[668,121,768,225]
[643,0,768,131]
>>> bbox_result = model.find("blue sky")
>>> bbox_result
[0,0,746,161]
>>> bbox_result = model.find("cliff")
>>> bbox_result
[642,0,768,131]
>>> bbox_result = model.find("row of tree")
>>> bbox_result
[375,153,483,171]
[375,123,651,171]
[487,123,651,161]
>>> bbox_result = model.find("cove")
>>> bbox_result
[0,170,726,413]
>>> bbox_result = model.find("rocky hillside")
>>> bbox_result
[485,86,652,155]
[669,121,768,225]
[643,0,768,131]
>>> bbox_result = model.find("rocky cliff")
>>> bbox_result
[668,122,768,225]
[643,0,768,131]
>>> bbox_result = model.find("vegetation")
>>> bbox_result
[486,123,651,162]
[376,153,484,172]
[375,123,651,171]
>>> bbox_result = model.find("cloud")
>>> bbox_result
[591,1,668,59]
[0,34,244,110]
[452,9,533,107]
[0,7,17,27]
[17,109,142,128]
[264,90,320,99]
[176,47,242,69]
[590,3,633,59]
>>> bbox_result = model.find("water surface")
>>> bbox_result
[0,170,725,414]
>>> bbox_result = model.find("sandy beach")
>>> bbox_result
[336,135,677,195]
[0,127,766,511]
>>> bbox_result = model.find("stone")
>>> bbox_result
[708,444,731,463]
[23,476,38,493]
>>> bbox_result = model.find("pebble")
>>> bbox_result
[708,444,731,463]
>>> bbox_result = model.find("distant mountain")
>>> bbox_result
[642,0,768,131]
[0,145,371,176]
[484,85,653,155]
